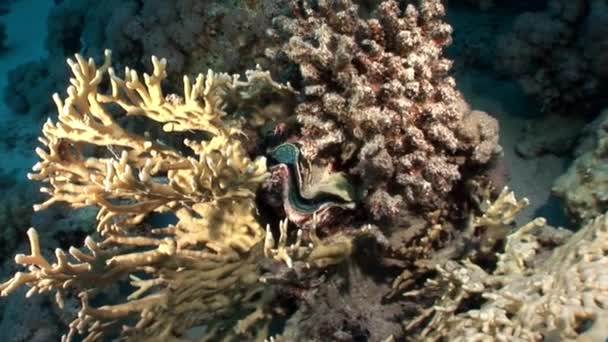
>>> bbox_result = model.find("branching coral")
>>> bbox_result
[5,2,608,341]
[268,0,499,213]
[0,45,379,341]
[0,50,277,341]
[410,188,608,341]
[436,215,608,340]
[264,217,381,270]
[4,0,286,118]
[263,218,401,341]
[403,188,543,334]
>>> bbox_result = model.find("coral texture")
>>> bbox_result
[268,0,499,213]
[496,0,608,114]
[553,108,608,223]
[399,187,608,341]
[1,50,274,341]
[0,48,374,341]
[421,200,608,341]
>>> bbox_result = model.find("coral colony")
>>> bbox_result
[1,0,608,341]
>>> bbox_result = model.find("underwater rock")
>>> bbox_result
[553,108,608,223]
[496,0,608,115]
[514,114,584,159]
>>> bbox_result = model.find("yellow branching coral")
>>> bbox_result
[263,215,385,274]
[29,50,267,233]
[469,186,544,255]
[0,50,278,341]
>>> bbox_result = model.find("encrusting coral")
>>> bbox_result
[553,108,608,223]
[267,0,499,214]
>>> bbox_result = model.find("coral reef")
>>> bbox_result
[1,50,275,341]
[496,0,608,115]
[0,46,374,340]
[416,190,608,341]
[268,0,499,214]
[5,1,608,341]
[277,260,406,341]
[553,108,608,223]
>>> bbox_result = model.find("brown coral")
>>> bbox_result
[268,0,499,213]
